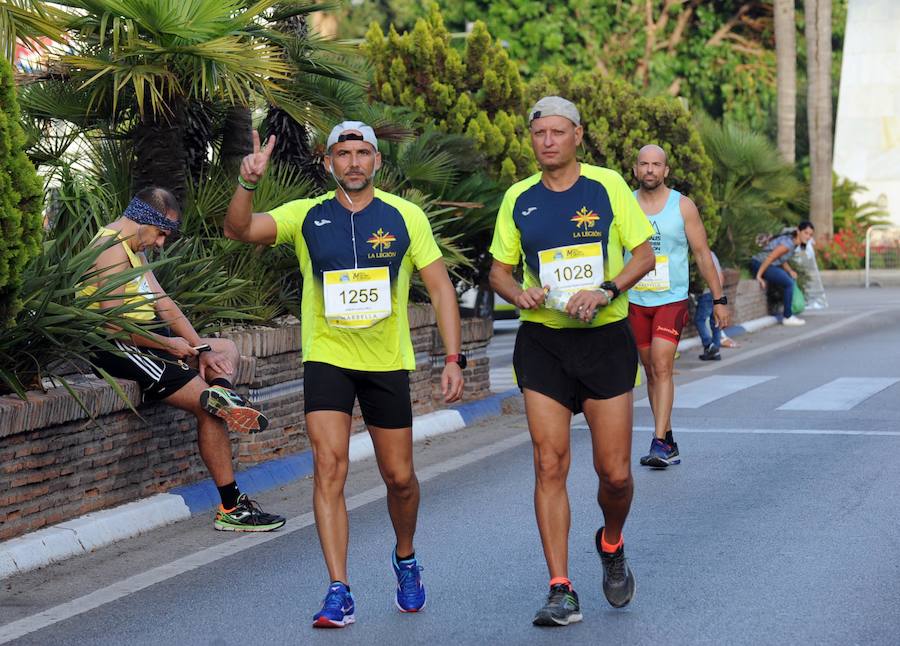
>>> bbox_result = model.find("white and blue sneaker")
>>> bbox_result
[639,437,681,468]
[312,581,355,628]
[392,550,426,612]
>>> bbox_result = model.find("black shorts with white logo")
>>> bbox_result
[513,319,638,413]
[91,338,198,401]
[303,361,413,429]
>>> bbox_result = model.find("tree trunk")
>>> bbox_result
[219,105,254,175]
[805,0,833,242]
[774,0,796,164]
[132,100,188,205]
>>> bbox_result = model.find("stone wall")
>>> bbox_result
[0,310,493,541]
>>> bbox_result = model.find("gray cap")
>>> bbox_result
[528,96,580,126]
[326,120,378,152]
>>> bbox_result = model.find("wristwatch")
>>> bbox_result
[600,281,620,300]
[445,353,467,370]
[712,295,728,305]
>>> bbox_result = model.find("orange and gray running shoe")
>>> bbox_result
[200,385,268,433]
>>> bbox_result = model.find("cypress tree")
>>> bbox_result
[0,56,43,329]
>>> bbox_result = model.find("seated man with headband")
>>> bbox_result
[78,187,286,533]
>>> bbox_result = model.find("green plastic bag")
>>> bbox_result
[791,281,806,315]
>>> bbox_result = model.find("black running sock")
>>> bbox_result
[210,377,234,390]
[395,551,415,562]
[217,481,241,509]
[331,580,350,591]
[665,430,675,445]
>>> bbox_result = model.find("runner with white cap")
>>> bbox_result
[224,122,465,628]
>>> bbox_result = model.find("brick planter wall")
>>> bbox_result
[0,310,493,541]
[680,270,766,340]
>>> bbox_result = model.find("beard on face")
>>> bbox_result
[337,172,372,192]
[640,174,663,190]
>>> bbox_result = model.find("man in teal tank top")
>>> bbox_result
[627,145,731,468]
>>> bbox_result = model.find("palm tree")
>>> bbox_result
[805,0,834,241]
[774,0,796,164]
[698,116,806,269]
[21,0,348,201]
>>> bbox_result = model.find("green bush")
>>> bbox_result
[528,68,718,241]
[0,55,43,329]
[363,2,536,185]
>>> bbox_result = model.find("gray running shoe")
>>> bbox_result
[532,584,583,627]
[596,528,636,608]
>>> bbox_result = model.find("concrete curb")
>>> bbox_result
[0,390,521,580]
[676,315,780,352]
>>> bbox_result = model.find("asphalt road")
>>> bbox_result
[2,288,899,645]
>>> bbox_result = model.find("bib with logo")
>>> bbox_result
[633,255,671,291]
[323,266,391,328]
[538,242,604,311]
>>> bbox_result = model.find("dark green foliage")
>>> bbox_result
[0,54,43,329]
[363,2,536,185]
[528,68,718,240]
[697,116,805,269]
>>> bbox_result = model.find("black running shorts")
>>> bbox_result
[513,319,638,413]
[303,361,413,429]
[91,338,198,401]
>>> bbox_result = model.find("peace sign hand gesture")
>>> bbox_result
[240,131,276,185]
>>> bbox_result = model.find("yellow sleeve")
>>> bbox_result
[488,189,521,266]
[611,174,653,251]
[406,204,443,269]
[269,198,324,246]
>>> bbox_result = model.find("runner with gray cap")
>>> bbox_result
[490,96,655,626]
[224,122,465,628]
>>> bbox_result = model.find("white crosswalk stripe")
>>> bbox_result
[636,375,776,409]
[776,377,900,411]
[489,365,518,393]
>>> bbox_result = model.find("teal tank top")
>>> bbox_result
[626,189,689,306]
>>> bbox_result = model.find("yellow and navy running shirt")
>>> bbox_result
[270,189,442,371]
[490,164,653,329]
[78,227,156,322]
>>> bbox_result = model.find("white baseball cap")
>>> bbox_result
[528,96,581,126]
[326,120,378,152]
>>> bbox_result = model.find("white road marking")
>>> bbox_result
[635,375,776,409]
[776,377,900,411]
[628,425,900,437]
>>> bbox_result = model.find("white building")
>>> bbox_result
[833,0,900,226]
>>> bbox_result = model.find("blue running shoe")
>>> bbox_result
[312,582,355,628]
[639,437,681,468]
[392,551,426,612]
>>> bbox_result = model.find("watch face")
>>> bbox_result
[458,354,467,370]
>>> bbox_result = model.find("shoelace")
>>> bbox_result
[604,551,626,581]
[397,562,423,596]
[547,584,571,605]
[322,588,347,613]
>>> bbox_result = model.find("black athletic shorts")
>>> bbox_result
[303,361,413,429]
[513,319,638,413]
[91,337,198,401]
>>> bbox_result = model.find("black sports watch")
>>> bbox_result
[445,353,467,370]
[600,281,620,300]
[712,295,728,305]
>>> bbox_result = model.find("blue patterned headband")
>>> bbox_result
[123,197,180,232]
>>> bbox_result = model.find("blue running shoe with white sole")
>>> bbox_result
[313,582,355,628]
[392,551,426,612]
[639,437,680,468]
